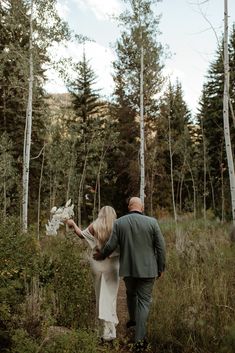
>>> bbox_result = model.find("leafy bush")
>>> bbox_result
[42,329,98,353]
[10,328,99,353]
[0,218,95,352]
[10,329,39,353]
[0,218,40,336]
[40,234,94,328]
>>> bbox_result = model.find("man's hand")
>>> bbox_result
[93,250,105,261]
[158,271,163,278]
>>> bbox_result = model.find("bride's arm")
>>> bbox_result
[66,219,84,239]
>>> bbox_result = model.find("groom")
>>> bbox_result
[93,197,166,348]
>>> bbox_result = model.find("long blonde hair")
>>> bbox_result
[92,206,117,246]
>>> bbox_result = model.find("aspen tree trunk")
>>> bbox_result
[78,174,85,228]
[37,144,45,239]
[22,0,33,232]
[208,171,215,211]
[3,173,6,221]
[221,163,225,223]
[179,173,184,213]
[200,115,207,222]
[140,43,145,207]
[52,176,57,207]
[3,97,8,220]
[179,157,186,213]
[66,140,76,201]
[149,172,153,216]
[149,145,157,216]
[168,114,182,252]
[3,92,7,219]
[49,166,52,210]
[168,114,177,222]
[78,158,88,228]
[3,88,6,130]
[78,138,93,227]
[187,161,197,219]
[93,141,108,220]
[223,0,235,224]
[98,172,101,211]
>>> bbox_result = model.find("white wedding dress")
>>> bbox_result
[81,228,119,341]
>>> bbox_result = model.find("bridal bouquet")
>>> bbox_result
[46,199,74,236]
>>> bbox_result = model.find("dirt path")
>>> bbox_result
[116,278,128,338]
[96,279,131,352]
[107,279,159,353]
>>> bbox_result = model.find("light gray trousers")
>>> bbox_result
[124,277,155,342]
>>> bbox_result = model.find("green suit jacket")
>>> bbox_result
[101,211,166,278]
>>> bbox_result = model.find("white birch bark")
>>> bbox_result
[37,143,45,239]
[93,140,107,220]
[200,115,207,222]
[22,0,34,232]
[223,0,235,224]
[187,160,197,219]
[3,167,6,221]
[149,145,157,216]
[77,137,94,227]
[168,113,177,222]
[66,140,76,201]
[139,43,145,207]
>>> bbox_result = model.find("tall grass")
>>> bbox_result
[149,219,235,353]
[1,217,234,352]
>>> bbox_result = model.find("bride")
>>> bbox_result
[66,206,119,341]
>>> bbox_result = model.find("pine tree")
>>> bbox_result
[67,53,112,224]
[154,81,193,215]
[68,53,102,151]
[112,0,164,214]
[0,132,17,219]
[0,0,70,224]
[197,26,235,219]
[0,0,45,217]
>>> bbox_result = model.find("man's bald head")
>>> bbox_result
[128,197,143,212]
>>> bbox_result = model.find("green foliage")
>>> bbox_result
[148,80,193,214]
[196,27,235,218]
[0,218,95,352]
[1,217,235,353]
[0,133,17,216]
[0,217,40,351]
[41,235,94,328]
[10,328,99,353]
[149,219,235,353]
[115,0,164,111]
[111,0,165,214]
[42,329,98,353]
[68,53,101,125]
[11,329,39,353]
[0,0,70,220]
[0,217,39,309]
[49,52,120,222]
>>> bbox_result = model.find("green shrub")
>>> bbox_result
[42,329,98,353]
[40,235,94,329]
[0,218,40,333]
[0,218,95,352]
[10,329,39,353]
[221,324,235,353]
